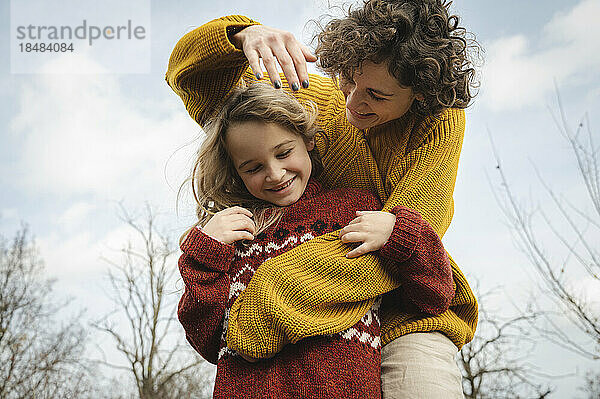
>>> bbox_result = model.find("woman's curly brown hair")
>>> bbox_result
[315,0,480,116]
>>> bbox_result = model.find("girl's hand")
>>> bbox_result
[202,207,256,245]
[230,25,317,92]
[339,211,396,258]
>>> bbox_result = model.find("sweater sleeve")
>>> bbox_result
[379,206,454,315]
[165,15,259,126]
[377,110,477,344]
[165,15,346,136]
[225,193,454,359]
[177,228,235,364]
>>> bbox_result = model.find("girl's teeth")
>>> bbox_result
[273,179,293,191]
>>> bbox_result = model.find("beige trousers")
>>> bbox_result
[381,332,464,399]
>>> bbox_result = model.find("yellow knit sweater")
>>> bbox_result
[166,15,478,358]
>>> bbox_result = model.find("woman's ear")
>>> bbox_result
[305,138,315,151]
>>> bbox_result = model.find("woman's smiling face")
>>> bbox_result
[226,121,314,207]
[340,60,422,130]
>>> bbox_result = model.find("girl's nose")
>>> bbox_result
[265,165,286,182]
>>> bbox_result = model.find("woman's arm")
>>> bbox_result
[228,24,316,90]
[166,15,348,157]
[226,113,478,359]
[166,16,344,134]
[166,15,259,126]
[225,201,455,359]
[177,227,235,364]
[338,207,454,315]
[375,111,478,345]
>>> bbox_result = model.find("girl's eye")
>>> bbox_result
[246,165,261,174]
[277,149,292,158]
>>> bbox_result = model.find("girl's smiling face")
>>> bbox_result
[226,121,314,207]
[340,60,423,130]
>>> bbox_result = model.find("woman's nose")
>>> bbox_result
[345,86,364,107]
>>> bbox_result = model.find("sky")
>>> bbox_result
[1,0,599,396]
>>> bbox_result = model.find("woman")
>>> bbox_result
[166,0,479,396]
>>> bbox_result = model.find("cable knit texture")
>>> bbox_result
[166,15,478,357]
[178,180,453,397]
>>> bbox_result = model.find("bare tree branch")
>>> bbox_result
[489,88,599,393]
[458,287,555,399]
[489,101,600,360]
[92,204,213,399]
[0,226,95,399]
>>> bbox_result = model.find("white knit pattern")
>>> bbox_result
[334,297,382,350]
[229,264,255,300]
[217,236,381,360]
[234,233,315,258]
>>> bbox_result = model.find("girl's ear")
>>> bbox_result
[305,138,315,151]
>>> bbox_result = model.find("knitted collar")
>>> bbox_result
[273,178,322,219]
[364,110,414,138]
[297,178,322,201]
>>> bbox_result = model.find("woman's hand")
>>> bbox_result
[202,206,256,245]
[231,25,317,91]
[339,211,396,258]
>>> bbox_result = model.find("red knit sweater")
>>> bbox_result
[178,180,453,398]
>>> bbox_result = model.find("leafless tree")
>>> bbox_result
[491,92,599,387]
[93,205,213,399]
[0,227,94,399]
[458,289,553,399]
[578,370,600,399]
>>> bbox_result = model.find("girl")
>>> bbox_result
[177,83,454,398]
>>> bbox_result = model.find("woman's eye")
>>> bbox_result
[277,149,292,158]
[246,165,261,174]
[368,91,385,101]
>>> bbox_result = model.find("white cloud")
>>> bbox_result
[35,216,178,283]
[57,201,96,232]
[9,54,200,206]
[0,208,19,221]
[36,228,103,282]
[482,0,600,111]
[37,225,117,280]
[34,221,157,323]
[6,52,201,310]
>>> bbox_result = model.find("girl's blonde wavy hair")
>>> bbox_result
[179,83,323,245]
